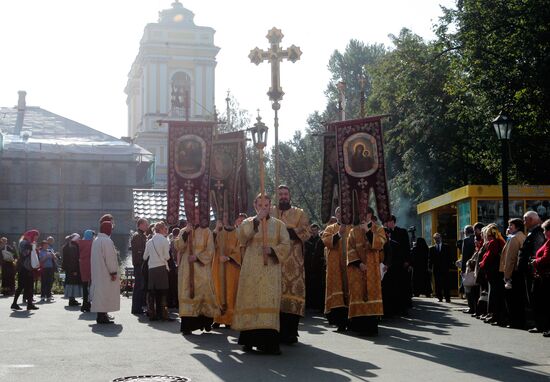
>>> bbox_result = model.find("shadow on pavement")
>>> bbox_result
[344,299,547,381]
[370,327,548,381]
[89,323,123,337]
[63,305,82,312]
[78,312,96,321]
[137,315,181,334]
[185,333,379,381]
[9,310,33,318]
[299,313,330,335]
[378,299,469,336]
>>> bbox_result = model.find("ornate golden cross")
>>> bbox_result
[249,27,302,189]
[249,27,302,103]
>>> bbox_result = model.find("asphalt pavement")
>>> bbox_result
[1,296,549,381]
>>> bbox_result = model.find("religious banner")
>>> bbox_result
[321,124,339,223]
[329,115,391,225]
[209,131,249,224]
[167,121,215,227]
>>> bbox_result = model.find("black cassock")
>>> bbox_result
[411,244,431,297]
[304,234,326,311]
[382,227,412,316]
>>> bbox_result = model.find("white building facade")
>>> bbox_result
[125,1,219,187]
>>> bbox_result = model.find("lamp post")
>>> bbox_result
[337,81,346,121]
[358,75,367,118]
[249,113,269,265]
[492,111,513,229]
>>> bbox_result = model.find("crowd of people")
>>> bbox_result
[453,212,550,338]
[3,188,549,355]
[406,211,550,338]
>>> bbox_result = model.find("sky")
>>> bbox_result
[0,0,456,144]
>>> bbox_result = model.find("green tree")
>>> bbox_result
[274,41,387,224]
[437,0,550,183]
[366,26,524,225]
[278,127,323,224]
[326,39,387,121]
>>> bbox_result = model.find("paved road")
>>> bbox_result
[1,296,549,381]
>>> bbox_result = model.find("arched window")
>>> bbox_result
[171,72,191,118]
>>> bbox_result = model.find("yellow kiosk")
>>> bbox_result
[417,185,550,294]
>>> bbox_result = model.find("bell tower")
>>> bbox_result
[125,1,220,187]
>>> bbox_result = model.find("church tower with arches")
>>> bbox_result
[125,1,219,187]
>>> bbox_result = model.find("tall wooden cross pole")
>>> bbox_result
[249,27,302,190]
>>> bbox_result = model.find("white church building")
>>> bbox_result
[125,0,219,187]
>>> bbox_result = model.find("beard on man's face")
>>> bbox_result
[278,199,291,210]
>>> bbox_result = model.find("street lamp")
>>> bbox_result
[249,113,269,265]
[250,114,268,150]
[492,111,513,230]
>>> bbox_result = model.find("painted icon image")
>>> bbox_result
[343,132,378,177]
[175,134,206,179]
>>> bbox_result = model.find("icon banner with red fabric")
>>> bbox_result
[328,116,391,225]
[167,121,215,227]
[209,131,249,225]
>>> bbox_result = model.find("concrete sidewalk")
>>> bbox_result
[1,295,549,381]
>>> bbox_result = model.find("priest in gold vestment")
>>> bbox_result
[271,185,311,344]
[233,195,290,355]
[212,214,247,328]
[346,207,387,336]
[175,211,220,335]
[321,207,351,331]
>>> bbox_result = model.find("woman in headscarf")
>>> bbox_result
[78,230,95,312]
[11,229,40,310]
[62,233,83,307]
[479,223,506,325]
[90,221,120,324]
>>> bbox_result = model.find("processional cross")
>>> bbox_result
[249,27,302,189]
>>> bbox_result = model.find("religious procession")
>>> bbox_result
[2,60,423,355]
[2,1,550,380]
[6,101,547,357]
[5,181,411,357]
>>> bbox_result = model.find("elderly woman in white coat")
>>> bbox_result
[90,221,120,324]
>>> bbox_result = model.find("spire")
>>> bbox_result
[158,0,195,26]
[225,90,231,131]
[14,90,27,136]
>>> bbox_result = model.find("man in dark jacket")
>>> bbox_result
[518,211,546,332]
[460,226,476,274]
[130,218,148,315]
[429,233,453,303]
